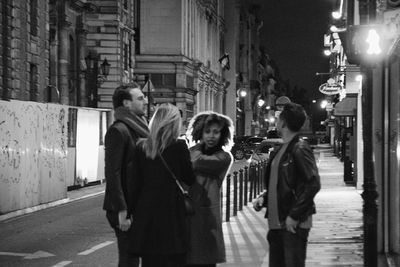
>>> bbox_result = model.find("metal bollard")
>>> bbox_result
[225,174,231,222]
[239,168,243,211]
[253,164,258,198]
[258,162,263,194]
[261,160,266,189]
[233,171,238,216]
[249,163,254,201]
[244,166,249,205]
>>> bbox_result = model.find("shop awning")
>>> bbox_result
[333,97,357,116]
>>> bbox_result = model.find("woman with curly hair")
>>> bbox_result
[185,111,234,267]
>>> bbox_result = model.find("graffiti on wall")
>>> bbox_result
[0,100,68,213]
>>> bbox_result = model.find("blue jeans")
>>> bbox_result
[267,228,310,267]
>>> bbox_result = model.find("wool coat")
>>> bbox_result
[186,144,233,264]
[130,139,196,255]
[103,121,141,227]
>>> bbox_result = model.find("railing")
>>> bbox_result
[221,160,267,222]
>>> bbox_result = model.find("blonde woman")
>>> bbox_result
[130,103,195,267]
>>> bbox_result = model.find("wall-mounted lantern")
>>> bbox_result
[85,51,111,107]
[218,53,230,70]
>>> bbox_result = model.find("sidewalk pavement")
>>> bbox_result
[220,145,364,267]
[0,182,106,222]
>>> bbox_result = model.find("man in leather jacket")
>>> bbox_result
[254,102,320,267]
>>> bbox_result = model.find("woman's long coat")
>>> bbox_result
[186,144,233,264]
[130,139,195,255]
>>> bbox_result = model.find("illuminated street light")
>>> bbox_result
[332,11,341,19]
[269,117,276,123]
[257,99,265,107]
[320,100,328,109]
[330,25,346,33]
[324,49,332,56]
[239,89,247,97]
[332,0,344,19]
[312,99,317,103]
[266,105,271,110]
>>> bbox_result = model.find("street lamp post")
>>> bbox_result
[358,1,378,266]
[85,52,110,108]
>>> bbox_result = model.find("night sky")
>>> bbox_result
[254,0,335,100]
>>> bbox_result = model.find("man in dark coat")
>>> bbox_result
[103,83,149,267]
[254,102,321,267]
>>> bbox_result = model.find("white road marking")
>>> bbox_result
[0,250,54,259]
[50,261,72,267]
[78,241,114,255]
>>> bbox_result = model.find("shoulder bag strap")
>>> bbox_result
[159,153,187,195]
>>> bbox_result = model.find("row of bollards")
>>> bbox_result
[222,160,267,222]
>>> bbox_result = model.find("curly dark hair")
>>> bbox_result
[187,111,234,149]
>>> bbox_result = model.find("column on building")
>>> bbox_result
[77,15,88,107]
[58,15,70,105]
[205,85,209,111]
[224,0,240,134]
[210,86,215,111]
[199,81,206,112]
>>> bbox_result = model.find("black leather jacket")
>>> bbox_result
[262,135,321,223]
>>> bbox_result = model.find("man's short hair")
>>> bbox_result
[112,82,141,109]
[279,102,306,132]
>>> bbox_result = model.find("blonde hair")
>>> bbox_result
[140,103,181,159]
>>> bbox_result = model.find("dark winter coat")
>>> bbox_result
[103,121,141,228]
[186,144,233,264]
[130,139,195,255]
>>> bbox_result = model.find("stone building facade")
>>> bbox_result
[49,0,138,108]
[1,0,139,109]
[224,1,264,136]
[135,0,227,122]
[86,0,139,108]
[1,0,49,102]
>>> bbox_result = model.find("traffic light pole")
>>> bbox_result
[359,1,378,266]
[360,66,378,267]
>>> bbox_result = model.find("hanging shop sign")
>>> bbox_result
[319,78,343,95]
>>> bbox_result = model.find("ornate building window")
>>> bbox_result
[151,74,176,88]
[123,32,132,71]
[134,0,141,54]
[29,0,38,36]
[123,41,129,70]
[29,64,38,101]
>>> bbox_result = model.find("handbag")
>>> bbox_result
[159,154,195,216]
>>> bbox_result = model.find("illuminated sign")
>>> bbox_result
[346,25,388,65]
[319,78,343,95]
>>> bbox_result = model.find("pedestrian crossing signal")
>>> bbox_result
[346,25,387,65]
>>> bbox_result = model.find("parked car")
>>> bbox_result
[300,133,319,149]
[231,136,266,160]
[248,138,283,164]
